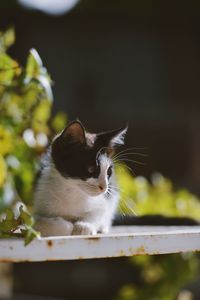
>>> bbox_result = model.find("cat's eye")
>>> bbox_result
[107,166,112,177]
[88,166,95,174]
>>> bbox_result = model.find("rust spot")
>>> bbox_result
[0,258,33,263]
[136,246,146,254]
[47,240,53,247]
[118,250,126,256]
[0,259,13,263]
[86,237,100,242]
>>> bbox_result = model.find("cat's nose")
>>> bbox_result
[98,185,104,191]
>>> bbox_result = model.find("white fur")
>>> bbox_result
[110,127,127,146]
[34,154,119,236]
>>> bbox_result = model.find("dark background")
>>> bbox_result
[1,1,200,299]
[1,0,200,193]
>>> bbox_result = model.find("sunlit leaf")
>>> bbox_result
[52,112,67,132]
[0,155,7,187]
[32,100,51,132]
[0,218,19,232]
[25,48,53,101]
[24,226,40,246]
[19,205,34,226]
[0,28,15,52]
[25,48,43,78]
[0,53,20,84]
[0,126,14,156]
[116,164,200,220]
[37,74,53,101]
[4,207,14,220]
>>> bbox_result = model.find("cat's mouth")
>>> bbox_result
[79,182,107,196]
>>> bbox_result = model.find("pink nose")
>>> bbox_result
[99,185,104,191]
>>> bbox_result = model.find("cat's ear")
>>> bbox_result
[109,126,128,147]
[97,125,128,149]
[61,121,86,144]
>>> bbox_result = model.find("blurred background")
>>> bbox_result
[1,0,200,299]
[1,0,200,192]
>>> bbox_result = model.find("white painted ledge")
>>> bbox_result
[1,226,200,262]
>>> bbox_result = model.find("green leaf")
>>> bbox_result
[37,74,53,101]
[0,28,15,52]
[25,49,53,101]
[0,218,19,233]
[0,126,14,156]
[52,112,67,132]
[0,232,12,238]
[19,205,34,226]
[25,48,43,78]
[4,207,14,220]
[0,53,20,85]
[2,28,15,49]
[0,155,7,187]
[24,226,40,246]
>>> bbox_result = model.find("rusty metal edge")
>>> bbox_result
[0,226,200,262]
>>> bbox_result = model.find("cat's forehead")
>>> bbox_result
[84,148,111,166]
[98,153,112,166]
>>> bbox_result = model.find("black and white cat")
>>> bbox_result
[34,121,127,236]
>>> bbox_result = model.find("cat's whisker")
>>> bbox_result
[113,155,147,164]
[114,146,147,156]
[112,147,147,160]
[108,189,119,194]
[108,185,120,192]
[109,185,134,203]
[114,158,146,166]
[119,201,129,216]
[108,184,119,190]
[113,152,148,161]
[119,199,138,216]
[108,181,138,215]
[114,163,136,177]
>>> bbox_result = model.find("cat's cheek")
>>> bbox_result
[72,221,97,235]
[86,178,97,185]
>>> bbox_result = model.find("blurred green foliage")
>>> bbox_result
[116,165,200,219]
[117,253,198,300]
[115,166,200,300]
[0,28,66,244]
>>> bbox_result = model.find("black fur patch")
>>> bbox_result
[51,121,127,180]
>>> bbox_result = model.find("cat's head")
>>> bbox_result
[51,121,127,196]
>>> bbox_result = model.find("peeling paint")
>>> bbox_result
[0,226,200,262]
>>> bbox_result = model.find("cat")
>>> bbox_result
[33,120,127,236]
